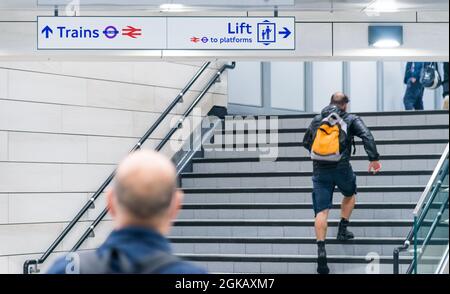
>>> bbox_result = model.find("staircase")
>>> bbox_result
[171,110,449,274]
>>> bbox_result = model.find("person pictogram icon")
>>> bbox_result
[262,25,273,40]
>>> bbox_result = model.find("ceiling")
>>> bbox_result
[0,0,448,12]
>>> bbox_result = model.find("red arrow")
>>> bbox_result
[190,37,200,43]
[122,26,142,38]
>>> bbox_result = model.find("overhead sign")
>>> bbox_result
[37,16,166,50]
[168,17,295,50]
[37,17,296,50]
[37,0,294,7]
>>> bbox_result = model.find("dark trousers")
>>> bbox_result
[404,85,425,110]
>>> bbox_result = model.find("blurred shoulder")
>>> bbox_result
[159,260,208,274]
[46,256,69,274]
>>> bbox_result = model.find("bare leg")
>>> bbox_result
[337,196,356,241]
[315,210,330,241]
[315,210,330,274]
[341,195,356,220]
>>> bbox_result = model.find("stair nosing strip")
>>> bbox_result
[204,139,449,148]
[215,124,449,135]
[173,219,416,227]
[223,110,448,119]
[176,254,414,264]
[182,185,426,193]
[181,170,433,178]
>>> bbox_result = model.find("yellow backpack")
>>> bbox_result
[311,113,348,162]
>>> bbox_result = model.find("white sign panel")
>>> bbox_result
[37,16,167,50]
[37,16,295,50]
[37,0,294,6]
[167,17,295,50]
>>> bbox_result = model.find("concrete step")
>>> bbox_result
[220,111,449,131]
[171,237,405,256]
[212,127,449,144]
[183,190,423,204]
[181,171,433,188]
[178,203,416,220]
[171,237,447,257]
[180,254,413,274]
[202,140,448,159]
[193,260,410,274]
[214,124,449,134]
[182,185,425,194]
[171,219,414,238]
[192,154,441,173]
[173,242,400,257]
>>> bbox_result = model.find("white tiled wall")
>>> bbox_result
[0,195,8,224]
[7,193,88,224]
[86,80,155,111]
[0,131,7,161]
[0,100,63,133]
[9,70,88,106]
[8,132,88,163]
[0,69,7,98]
[0,162,63,193]
[0,61,228,273]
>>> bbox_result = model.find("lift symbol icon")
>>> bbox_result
[257,20,276,45]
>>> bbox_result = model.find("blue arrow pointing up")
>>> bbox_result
[41,25,53,38]
[279,27,292,39]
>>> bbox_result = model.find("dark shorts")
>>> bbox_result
[312,165,357,216]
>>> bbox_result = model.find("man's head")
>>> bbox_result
[107,150,183,235]
[330,92,350,112]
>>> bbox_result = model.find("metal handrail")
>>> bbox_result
[393,144,449,274]
[70,62,235,253]
[175,117,222,173]
[22,61,216,274]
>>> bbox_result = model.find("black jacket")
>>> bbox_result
[303,105,380,169]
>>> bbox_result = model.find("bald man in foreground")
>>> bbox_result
[47,150,207,274]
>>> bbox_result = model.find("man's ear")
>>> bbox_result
[106,188,117,218]
[169,189,184,220]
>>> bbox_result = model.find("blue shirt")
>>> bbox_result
[46,226,207,274]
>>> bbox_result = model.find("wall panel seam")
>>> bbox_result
[0,96,227,115]
[0,66,225,92]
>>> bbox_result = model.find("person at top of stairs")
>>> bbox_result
[47,150,207,274]
[303,92,382,274]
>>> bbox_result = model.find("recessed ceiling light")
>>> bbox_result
[366,0,399,13]
[373,39,401,48]
[159,3,185,12]
[369,26,403,48]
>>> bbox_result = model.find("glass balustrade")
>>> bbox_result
[411,145,449,274]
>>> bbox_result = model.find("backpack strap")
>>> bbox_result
[322,112,348,134]
[345,114,357,155]
[76,249,181,274]
[352,137,357,155]
[137,251,182,274]
[77,250,113,274]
